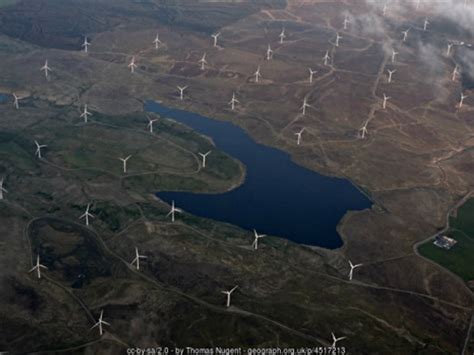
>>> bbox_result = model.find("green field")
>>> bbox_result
[419,199,474,281]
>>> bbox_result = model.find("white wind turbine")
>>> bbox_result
[335,32,342,47]
[29,255,48,279]
[80,204,94,226]
[34,140,47,159]
[382,3,388,17]
[391,49,398,63]
[295,127,305,145]
[82,36,90,53]
[323,50,331,66]
[308,68,317,84]
[343,15,350,30]
[199,53,208,70]
[279,28,286,44]
[301,97,311,115]
[459,93,468,108]
[387,69,396,83]
[331,332,347,348]
[119,155,132,174]
[153,32,162,49]
[348,260,363,281]
[254,65,262,83]
[402,29,410,42]
[167,200,182,222]
[131,247,147,271]
[91,310,110,336]
[41,60,52,78]
[128,56,138,73]
[199,151,211,168]
[147,116,158,133]
[177,85,188,100]
[80,104,92,123]
[229,92,239,111]
[382,93,390,109]
[252,229,266,250]
[221,285,238,308]
[359,120,369,139]
[423,18,429,31]
[0,178,7,200]
[452,65,459,81]
[212,32,221,47]
[12,93,22,109]
[266,44,274,60]
[447,43,453,56]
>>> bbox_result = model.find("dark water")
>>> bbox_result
[146,101,371,248]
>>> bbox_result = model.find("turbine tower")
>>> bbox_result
[29,255,48,279]
[359,120,369,139]
[0,178,7,200]
[128,56,138,73]
[80,204,94,226]
[252,229,266,250]
[382,93,390,110]
[91,310,110,336]
[177,85,188,100]
[199,151,211,168]
[279,28,286,44]
[147,117,158,133]
[80,104,92,123]
[212,32,220,47]
[301,97,310,115]
[221,285,238,308]
[348,260,363,281]
[266,44,273,60]
[167,200,182,222]
[254,65,262,83]
[387,69,396,83]
[391,49,398,63]
[119,155,132,174]
[153,32,162,49]
[331,332,347,348]
[459,93,468,108]
[12,93,21,109]
[41,60,51,78]
[131,247,147,270]
[295,127,305,145]
[82,36,90,53]
[199,53,208,70]
[229,92,239,111]
[335,33,342,47]
[323,50,331,66]
[308,68,317,84]
[34,140,47,159]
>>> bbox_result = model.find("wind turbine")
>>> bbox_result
[167,200,182,222]
[415,0,421,10]
[279,28,286,44]
[212,32,221,47]
[91,310,110,336]
[387,69,396,83]
[382,93,390,109]
[147,117,158,133]
[343,15,350,30]
[229,92,239,111]
[199,53,208,70]
[41,60,51,78]
[308,68,317,84]
[301,97,310,115]
[348,260,363,281]
[199,151,211,168]
[295,127,305,145]
[34,140,47,159]
[335,32,342,47]
[0,178,7,200]
[252,229,266,250]
[359,120,369,139]
[177,85,188,100]
[221,285,238,308]
[391,49,398,63]
[153,32,162,49]
[452,65,459,81]
[128,56,137,73]
[266,44,273,60]
[29,255,48,279]
[82,36,90,53]
[131,247,147,271]
[402,29,410,42]
[382,3,388,17]
[447,43,453,56]
[79,204,94,226]
[119,155,132,174]
[331,332,347,347]
[12,93,22,109]
[459,93,468,108]
[254,65,262,83]
[80,104,92,123]
[423,18,429,31]
[323,50,331,66]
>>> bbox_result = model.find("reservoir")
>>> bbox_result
[146,101,371,249]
